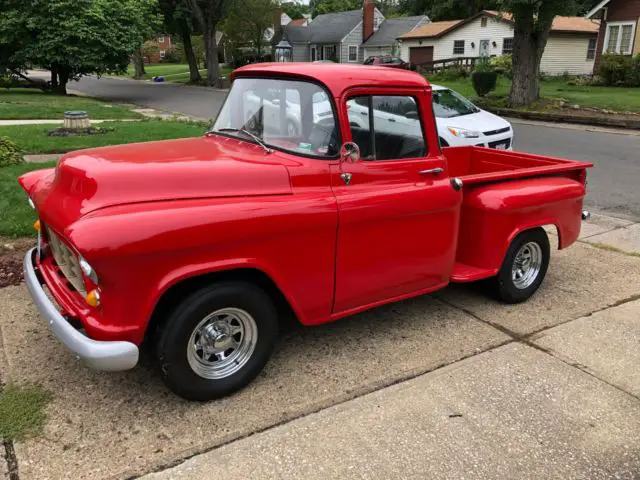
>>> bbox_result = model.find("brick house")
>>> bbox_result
[587,0,640,72]
[146,34,173,63]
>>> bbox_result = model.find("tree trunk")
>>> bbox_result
[181,22,202,83]
[509,10,552,108]
[132,50,146,80]
[50,68,58,89]
[56,67,71,95]
[205,20,221,86]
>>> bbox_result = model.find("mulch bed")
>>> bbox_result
[0,238,33,288]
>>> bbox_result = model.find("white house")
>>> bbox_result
[399,10,600,76]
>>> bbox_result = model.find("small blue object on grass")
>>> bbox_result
[153,76,165,83]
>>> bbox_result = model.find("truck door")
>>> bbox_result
[331,90,462,314]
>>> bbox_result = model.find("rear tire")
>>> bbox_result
[155,282,278,401]
[489,228,550,304]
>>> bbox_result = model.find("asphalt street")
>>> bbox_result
[72,76,640,221]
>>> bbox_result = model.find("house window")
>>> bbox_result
[158,36,165,43]
[587,38,597,60]
[605,22,636,54]
[159,50,166,59]
[453,40,465,55]
[348,45,358,62]
[323,45,337,62]
[502,38,514,55]
[481,17,488,28]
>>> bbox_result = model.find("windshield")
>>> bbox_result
[212,78,339,157]
[432,89,480,118]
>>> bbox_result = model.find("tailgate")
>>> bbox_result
[443,146,593,185]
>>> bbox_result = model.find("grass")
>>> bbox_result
[0,88,141,120]
[427,76,640,113]
[0,162,55,237]
[116,63,233,83]
[0,383,52,441]
[588,242,640,258]
[0,119,208,154]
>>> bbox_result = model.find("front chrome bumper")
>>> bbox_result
[23,248,139,371]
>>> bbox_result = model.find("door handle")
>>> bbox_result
[418,167,444,176]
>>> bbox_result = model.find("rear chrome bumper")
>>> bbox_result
[23,248,139,371]
[582,210,591,220]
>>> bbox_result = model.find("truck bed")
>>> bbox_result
[443,146,593,184]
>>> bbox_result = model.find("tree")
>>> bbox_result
[223,0,276,56]
[142,40,161,63]
[0,0,161,94]
[282,1,310,20]
[398,0,498,20]
[310,0,360,17]
[499,0,578,107]
[159,0,202,83]
[187,0,234,86]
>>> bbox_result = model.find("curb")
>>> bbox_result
[483,107,640,130]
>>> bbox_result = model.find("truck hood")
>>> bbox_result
[30,136,293,225]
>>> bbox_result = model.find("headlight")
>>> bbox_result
[28,197,35,209]
[447,126,481,138]
[79,256,99,284]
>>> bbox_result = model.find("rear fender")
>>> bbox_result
[456,177,585,272]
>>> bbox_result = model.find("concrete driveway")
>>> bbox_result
[1,216,639,479]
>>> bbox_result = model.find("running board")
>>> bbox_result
[450,262,498,283]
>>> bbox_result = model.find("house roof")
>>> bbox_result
[585,0,611,19]
[401,10,599,39]
[307,9,363,43]
[363,16,429,46]
[399,20,463,39]
[289,18,307,26]
[283,24,311,43]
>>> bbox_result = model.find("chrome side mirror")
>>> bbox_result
[340,142,361,163]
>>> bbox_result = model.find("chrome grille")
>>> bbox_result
[46,228,86,296]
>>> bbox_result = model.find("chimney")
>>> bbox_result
[363,0,374,42]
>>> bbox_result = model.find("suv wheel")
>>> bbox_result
[155,282,278,401]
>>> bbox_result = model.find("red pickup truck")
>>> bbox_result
[20,64,592,400]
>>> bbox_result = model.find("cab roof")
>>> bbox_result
[232,63,430,97]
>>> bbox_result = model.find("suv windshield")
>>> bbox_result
[432,88,480,118]
[211,78,339,157]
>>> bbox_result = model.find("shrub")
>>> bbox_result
[600,53,640,87]
[434,66,469,81]
[474,56,494,73]
[163,48,183,63]
[472,71,498,96]
[0,137,24,167]
[490,54,512,78]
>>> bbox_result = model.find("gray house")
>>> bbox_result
[277,0,429,63]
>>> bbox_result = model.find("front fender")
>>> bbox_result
[456,177,585,272]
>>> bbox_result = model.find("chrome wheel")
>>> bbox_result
[187,308,258,379]
[512,242,543,290]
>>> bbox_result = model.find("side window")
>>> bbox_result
[347,95,426,161]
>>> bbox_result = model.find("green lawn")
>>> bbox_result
[0,88,142,120]
[427,76,640,113]
[117,63,233,83]
[0,119,207,154]
[1,162,56,237]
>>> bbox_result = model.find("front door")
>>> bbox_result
[331,91,461,314]
[479,39,490,57]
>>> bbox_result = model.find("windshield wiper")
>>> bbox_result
[213,128,273,154]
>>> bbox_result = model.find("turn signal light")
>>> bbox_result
[33,220,41,232]
[86,289,101,307]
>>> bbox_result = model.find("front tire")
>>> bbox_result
[155,282,278,401]
[490,228,550,304]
